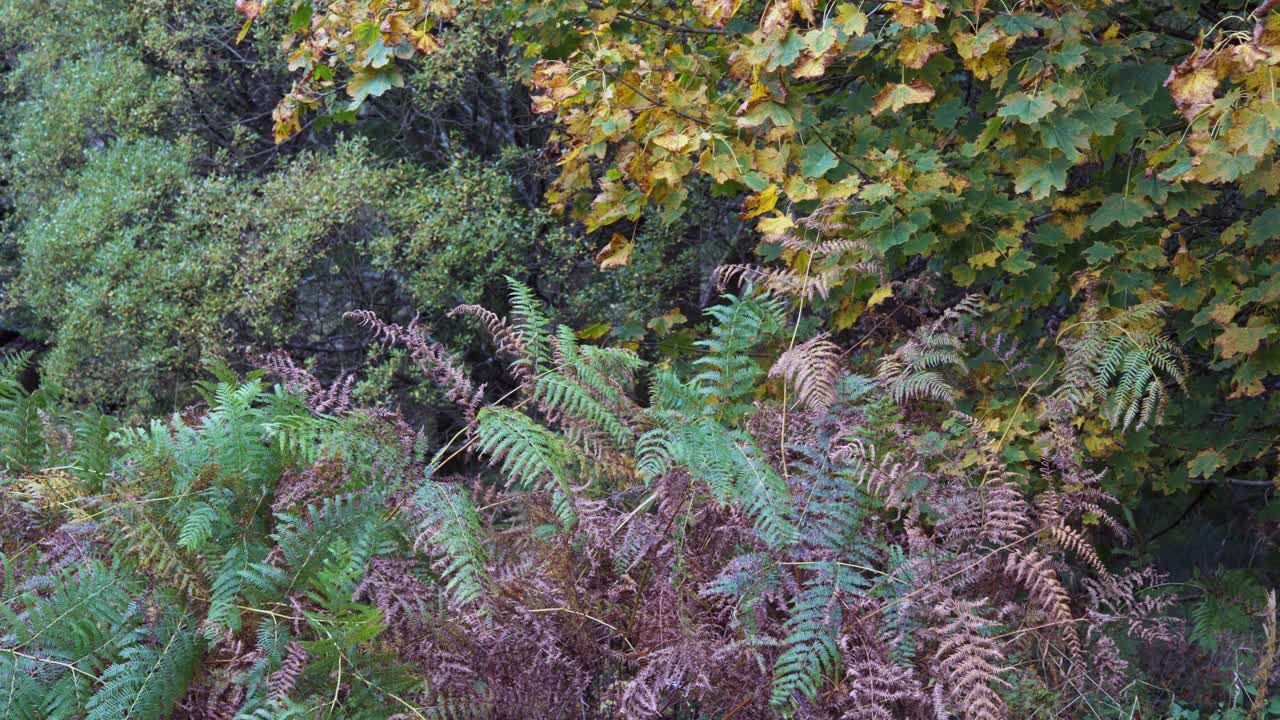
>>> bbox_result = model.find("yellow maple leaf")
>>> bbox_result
[870,81,935,115]
[1164,61,1221,122]
[898,35,945,70]
[741,184,780,219]
[867,285,894,308]
[595,233,634,269]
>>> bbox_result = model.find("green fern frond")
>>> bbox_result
[505,276,553,375]
[534,374,631,448]
[475,407,573,494]
[413,480,490,607]
[85,623,198,720]
[771,574,843,711]
[694,290,785,420]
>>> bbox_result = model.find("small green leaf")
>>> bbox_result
[289,1,314,31]
[1084,242,1119,264]
[1014,154,1070,200]
[1040,114,1090,161]
[1248,207,1280,248]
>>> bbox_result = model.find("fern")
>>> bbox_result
[474,407,579,527]
[934,606,1008,720]
[769,333,842,413]
[272,492,389,591]
[0,561,140,719]
[412,480,490,607]
[177,499,220,551]
[1054,298,1187,432]
[0,352,59,471]
[656,416,796,547]
[85,623,198,720]
[771,571,844,710]
[693,289,785,420]
[505,276,554,376]
[534,374,631,448]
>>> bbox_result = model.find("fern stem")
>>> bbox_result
[0,648,96,681]
[526,607,625,636]
[993,360,1056,451]
[779,251,815,481]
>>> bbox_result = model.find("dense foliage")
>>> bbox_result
[0,0,1277,717]
[0,0,722,416]
[0,286,1259,719]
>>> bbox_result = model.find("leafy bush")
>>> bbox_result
[0,285,1267,719]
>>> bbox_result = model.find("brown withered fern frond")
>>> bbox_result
[1048,524,1110,578]
[346,310,486,423]
[713,263,835,300]
[934,603,1008,720]
[449,304,532,381]
[258,350,355,415]
[1005,550,1082,666]
[769,333,842,412]
[714,201,886,302]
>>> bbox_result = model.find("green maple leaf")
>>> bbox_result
[1084,242,1119,264]
[1196,142,1259,182]
[1248,207,1280,248]
[998,92,1054,125]
[1079,99,1131,138]
[932,98,965,130]
[859,183,895,202]
[993,12,1044,36]
[1129,244,1167,269]
[1002,249,1035,274]
[1013,153,1070,200]
[1187,449,1225,479]
[346,65,404,107]
[737,101,794,129]
[800,142,838,178]
[1049,41,1087,70]
[1088,195,1152,231]
[1040,114,1090,161]
[767,31,805,71]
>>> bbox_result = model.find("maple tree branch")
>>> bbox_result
[585,1,728,35]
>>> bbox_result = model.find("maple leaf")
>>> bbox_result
[693,0,741,28]
[1215,322,1276,359]
[1165,59,1221,122]
[1249,207,1280,247]
[1187,449,1225,479]
[653,133,692,152]
[998,92,1055,125]
[1087,196,1153,231]
[870,81,935,116]
[898,34,946,69]
[800,142,838,178]
[1013,154,1070,200]
[595,233,634,270]
[741,184,779,219]
[1039,114,1091,162]
[346,66,404,106]
[834,3,867,36]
